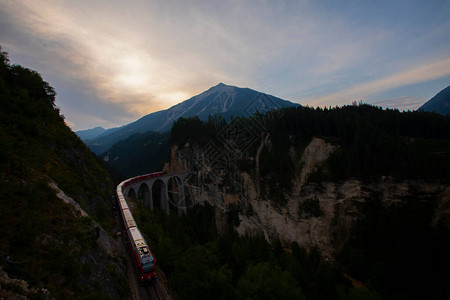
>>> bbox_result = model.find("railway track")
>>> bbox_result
[145,282,163,300]
[146,284,160,300]
[144,285,156,300]
[145,280,170,300]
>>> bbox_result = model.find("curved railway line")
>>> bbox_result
[116,172,173,299]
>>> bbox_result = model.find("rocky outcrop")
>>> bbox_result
[298,137,337,186]
[234,179,449,259]
[0,265,49,299]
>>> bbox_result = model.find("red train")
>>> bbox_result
[116,171,163,285]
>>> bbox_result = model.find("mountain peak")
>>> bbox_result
[82,83,300,153]
[210,82,232,91]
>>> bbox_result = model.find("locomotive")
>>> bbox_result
[116,172,163,285]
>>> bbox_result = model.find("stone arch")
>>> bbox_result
[138,183,151,208]
[151,178,165,211]
[127,187,137,200]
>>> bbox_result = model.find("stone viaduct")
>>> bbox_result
[122,172,197,215]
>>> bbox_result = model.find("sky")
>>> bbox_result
[1,0,449,131]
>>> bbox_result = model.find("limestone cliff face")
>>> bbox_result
[168,137,450,259]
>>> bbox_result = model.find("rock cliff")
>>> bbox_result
[166,136,450,259]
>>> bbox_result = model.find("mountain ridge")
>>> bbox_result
[81,83,300,154]
[76,126,106,140]
[419,85,450,115]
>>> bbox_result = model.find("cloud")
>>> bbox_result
[372,96,427,111]
[303,57,450,107]
[2,1,315,112]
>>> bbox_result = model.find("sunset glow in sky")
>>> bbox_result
[1,0,449,130]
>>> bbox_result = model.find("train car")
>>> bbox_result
[116,172,163,285]
[127,226,156,283]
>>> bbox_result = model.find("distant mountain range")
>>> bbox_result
[419,85,450,116]
[76,126,106,140]
[79,83,300,154]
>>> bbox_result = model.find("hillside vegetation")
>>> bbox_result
[101,131,170,179]
[0,48,128,299]
[171,104,450,188]
[133,202,352,300]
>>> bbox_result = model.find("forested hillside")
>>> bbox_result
[263,104,450,187]
[0,48,128,299]
[101,131,170,179]
[172,104,450,184]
